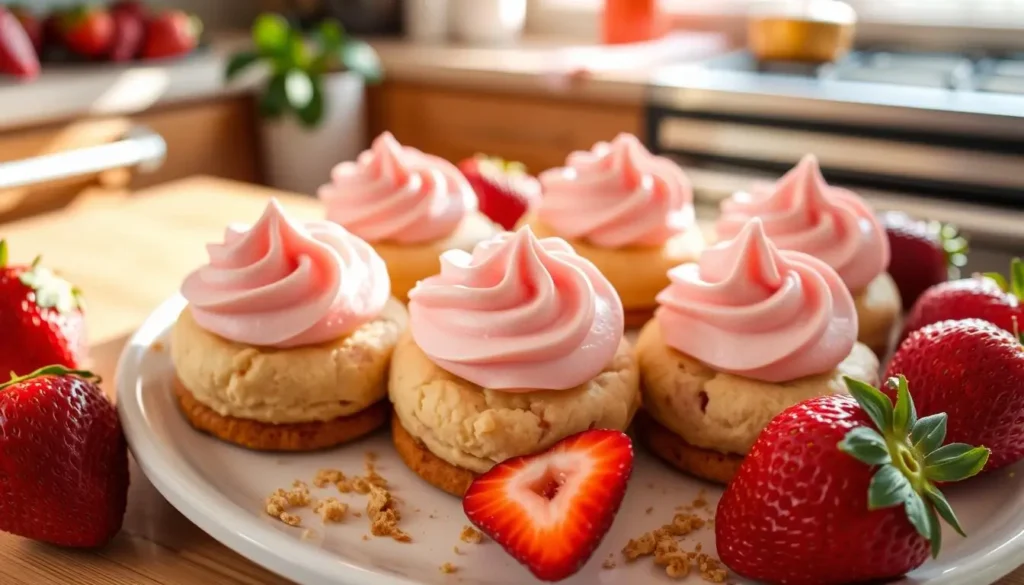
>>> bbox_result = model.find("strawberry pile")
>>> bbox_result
[0,1,202,81]
[716,376,989,585]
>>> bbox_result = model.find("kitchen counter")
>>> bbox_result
[2,176,1024,585]
[0,32,727,132]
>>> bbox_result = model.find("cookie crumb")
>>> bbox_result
[353,511,362,518]
[453,546,462,555]
[150,341,165,352]
[367,485,411,542]
[265,484,313,526]
[301,529,316,541]
[602,555,617,570]
[692,490,708,509]
[645,506,654,515]
[459,525,485,544]
[314,469,345,489]
[440,562,458,574]
[351,477,372,495]
[280,512,302,527]
[313,498,348,523]
[621,511,726,582]
[361,534,370,541]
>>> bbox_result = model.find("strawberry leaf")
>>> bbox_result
[904,489,932,543]
[889,375,917,436]
[1010,257,1024,300]
[924,443,990,482]
[838,427,890,466]
[0,364,100,391]
[911,413,947,455]
[0,239,7,268]
[867,464,912,510]
[925,484,966,538]
[985,272,1010,292]
[844,376,894,433]
[924,502,943,559]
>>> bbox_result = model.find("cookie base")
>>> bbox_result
[391,414,477,497]
[634,410,744,485]
[174,381,388,451]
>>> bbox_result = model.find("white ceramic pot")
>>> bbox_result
[450,0,527,45]
[404,0,450,42]
[259,72,366,196]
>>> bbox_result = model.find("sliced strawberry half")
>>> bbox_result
[462,429,633,582]
[459,155,541,230]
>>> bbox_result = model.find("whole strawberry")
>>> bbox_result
[0,240,88,377]
[60,6,114,58]
[140,10,202,60]
[0,366,129,547]
[459,156,540,230]
[716,376,988,585]
[881,211,967,309]
[886,318,1024,472]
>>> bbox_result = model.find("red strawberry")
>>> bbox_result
[901,258,1022,340]
[60,6,115,58]
[886,318,1024,472]
[110,0,147,18]
[0,240,88,377]
[108,9,144,62]
[9,5,42,53]
[0,366,129,547]
[463,429,633,582]
[140,10,202,60]
[459,156,540,230]
[881,211,968,309]
[0,7,40,80]
[716,376,988,585]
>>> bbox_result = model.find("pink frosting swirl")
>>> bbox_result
[408,226,624,391]
[180,199,390,349]
[317,132,475,244]
[716,154,889,292]
[537,133,696,248]
[656,218,857,383]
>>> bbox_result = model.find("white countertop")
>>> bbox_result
[0,31,728,132]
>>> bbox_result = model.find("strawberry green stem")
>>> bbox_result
[838,375,990,559]
[0,365,100,392]
[0,239,7,268]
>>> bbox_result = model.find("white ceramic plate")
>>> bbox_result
[118,295,1024,585]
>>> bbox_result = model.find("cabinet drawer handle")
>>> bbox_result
[0,125,166,191]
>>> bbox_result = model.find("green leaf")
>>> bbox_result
[284,69,314,110]
[889,375,917,436]
[295,76,325,128]
[924,501,942,558]
[253,13,291,56]
[984,272,1010,292]
[316,19,345,54]
[260,72,289,119]
[225,51,261,82]
[867,464,913,510]
[904,489,932,542]
[0,239,7,268]
[925,443,990,482]
[341,40,382,82]
[925,484,966,538]
[844,376,894,433]
[911,413,947,455]
[286,31,310,69]
[1010,258,1024,300]
[838,427,891,466]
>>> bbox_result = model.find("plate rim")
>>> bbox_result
[116,294,1024,585]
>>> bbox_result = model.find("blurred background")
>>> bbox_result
[0,0,1021,272]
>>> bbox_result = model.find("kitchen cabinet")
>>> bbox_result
[0,96,260,223]
[368,81,644,172]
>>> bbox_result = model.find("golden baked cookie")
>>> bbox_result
[171,298,407,426]
[636,319,879,470]
[854,272,902,358]
[375,212,500,301]
[633,410,744,484]
[391,413,476,497]
[174,380,389,451]
[388,331,641,474]
[525,216,704,313]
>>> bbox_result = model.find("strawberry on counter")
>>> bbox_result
[0,240,87,377]
[141,9,201,61]
[881,211,968,309]
[0,6,40,80]
[887,318,1024,473]
[716,376,989,585]
[60,5,115,58]
[901,258,1022,340]
[108,5,145,62]
[0,366,129,548]
[459,155,541,230]
[463,430,633,582]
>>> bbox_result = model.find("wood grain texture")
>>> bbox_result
[0,176,1020,585]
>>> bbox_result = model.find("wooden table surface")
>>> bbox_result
[1,176,1021,585]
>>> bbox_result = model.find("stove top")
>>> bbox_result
[703,50,1024,93]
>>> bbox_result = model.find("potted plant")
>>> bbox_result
[226,13,382,195]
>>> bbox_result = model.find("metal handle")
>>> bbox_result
[0,125,167,191]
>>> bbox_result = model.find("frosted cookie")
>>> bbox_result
[636,218,879,483]
[388,226,640,496]
[716,154,900,356]
[318,132,501,301]
[170,199,406,451]
[523,134,704,326]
